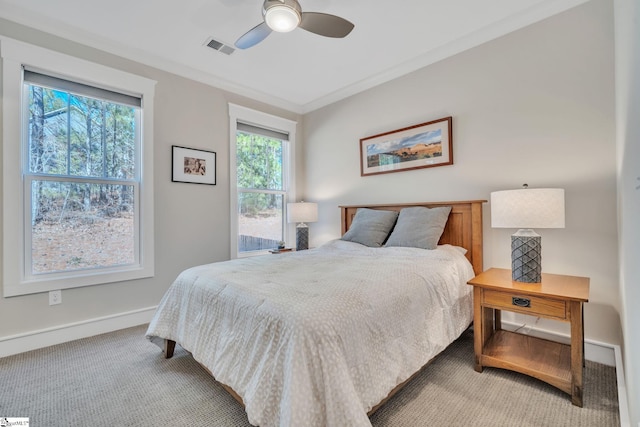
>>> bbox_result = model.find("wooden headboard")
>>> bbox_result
[339,200,486,275]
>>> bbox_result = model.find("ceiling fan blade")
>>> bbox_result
[235,22,272,49]
[299,12,354,38]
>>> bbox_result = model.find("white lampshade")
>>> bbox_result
[491,188,565,229]
[265,5,301,32]
[287,202,318,224]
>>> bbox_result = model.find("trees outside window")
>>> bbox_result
[27,81,138,274]
[229,104,297,258]
[236,131,285,253]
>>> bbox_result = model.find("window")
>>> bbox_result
[2,38,156,296]
[229,104,297,258]
[24,71,139,275]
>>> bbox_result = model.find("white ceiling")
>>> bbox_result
[0,0,587,114]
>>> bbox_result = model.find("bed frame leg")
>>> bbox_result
[164,339,176,358]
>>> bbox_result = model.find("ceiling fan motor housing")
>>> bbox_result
[263,0,302,32]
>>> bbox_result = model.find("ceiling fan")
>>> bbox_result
[235,0,355,49]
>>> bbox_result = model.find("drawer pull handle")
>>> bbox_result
[512,297,531,308]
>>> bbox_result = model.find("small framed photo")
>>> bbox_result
[360,116,453,177]
[172,145,216,185]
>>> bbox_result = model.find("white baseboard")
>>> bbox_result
[0,306,157,358]
[501,321,630,426]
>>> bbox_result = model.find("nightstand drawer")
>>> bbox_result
[482,289,567,319]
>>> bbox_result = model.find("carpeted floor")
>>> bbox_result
[0,325,619,426]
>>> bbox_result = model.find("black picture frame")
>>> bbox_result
[171,145,216,185]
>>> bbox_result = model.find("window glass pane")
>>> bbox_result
[28,86,68,174]
[69,98,93,176]
[31,180,135,274]
[27,84,137,179]
[236,131,283,191]
[238,192,283,253]
[105,104,137,179]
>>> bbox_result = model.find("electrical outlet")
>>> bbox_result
[49,290,62,305]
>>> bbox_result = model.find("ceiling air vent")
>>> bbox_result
[205,37,235,55]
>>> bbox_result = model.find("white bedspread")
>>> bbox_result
[146,240,475,427]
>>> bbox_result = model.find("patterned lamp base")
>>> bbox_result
[296,224,309,251]
[511,229,542,283]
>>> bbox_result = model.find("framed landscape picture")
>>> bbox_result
[172,145,216,185]
[360,116,453,176]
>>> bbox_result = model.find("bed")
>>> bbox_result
[146,200,484,427]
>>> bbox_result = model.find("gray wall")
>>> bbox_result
[614,0,640,423]
[303,0,620,345]
[0,19,302,338]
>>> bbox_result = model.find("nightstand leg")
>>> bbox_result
[582,308,586,368]
[481,308,494,345]
[570,301,584,407]
[473,287,484,372]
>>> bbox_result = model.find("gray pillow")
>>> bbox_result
[341,208,399,247]
[385,206,452,249]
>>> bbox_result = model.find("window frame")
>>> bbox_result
[229,104,297,259]
[1,37,156,297]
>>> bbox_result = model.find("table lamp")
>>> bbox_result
[491,185,565,283]
[287,201,318,251]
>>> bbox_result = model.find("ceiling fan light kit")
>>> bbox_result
[264,1,301,33]
[235,0,354,49]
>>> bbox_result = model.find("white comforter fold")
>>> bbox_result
[146,240,475,427]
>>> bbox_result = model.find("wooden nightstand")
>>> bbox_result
[467,268,590,407]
